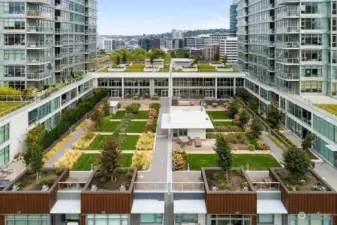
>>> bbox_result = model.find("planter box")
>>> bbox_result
[108,67,126,72]
[81,168,137,214]
[209,63,224,67]
[269,168,337,214]
[215,67,234,72]
[182,67,198,72]
[0,168,69,214]
[144,67,160,72]
[201,168,257,214]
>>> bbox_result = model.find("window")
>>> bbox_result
[6,214,49,225]
[87,215,128,225]
[4,50,25,61]
[140,214,162,224]
[178,129,188,137]
[1,18,25,31]
[258,215,274,224]
[0,124,10,144]
[2,2,25,14]
[0,146,10,166]
[4,34,25,46]
[4,65,25,77]
[175,214,198,223]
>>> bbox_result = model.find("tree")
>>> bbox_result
[222,55,228,65]
[266,106,281,128]
[91,108,103,129]
[283,147,312,181]
[100,140,121,181]
[214,135,232,180]
[102,100,110,117]
[248,99,259,113]
[302,133,316,151]
[29,142,44,181]
[24,124,45,166]
[170,51,177,58]
[214,52,220,61]
[150,53,156,66]
[122,52,127,64]
[99,49,106,56]
[116,55,121,65]
[250,119,263,138]
[238,110,250,128]
[236,88,250,103]
[131,48,147,62]
[227,101,240,119]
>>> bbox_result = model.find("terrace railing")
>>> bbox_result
[172,182,204,192]
[252,182,280,191]
[134,182,168,192]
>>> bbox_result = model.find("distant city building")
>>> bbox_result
[189,48,202,57]
[230,3,238,36]
[139,38,161,51]
[209,33,230,45]
[103,39,125,53]
[172,29,184,39]
[184,37,207,49]
[97,36,105,50]
[202,45,220,61]
[220,37,238,65]
[165,39,183,50]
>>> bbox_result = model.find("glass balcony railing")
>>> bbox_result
[27,58,52,64]
[27,41,53,48]
[27,26,54,33]
[27,71,52,80]
[26,11,54,20]
[27,0,53,5]
[276,72,300,80]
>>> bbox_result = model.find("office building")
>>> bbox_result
[209,33,230,45]
[236,0,337,166]
[184,36,208,49]
[220,37,238,65]
[164,39,183,50]
[138,37,161,51]
[230,2,238,36]
[103,39,125,53]
[202,45,220,61]
[172,29,184,39]
[0,0,97,90]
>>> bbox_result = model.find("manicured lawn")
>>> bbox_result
[121,135,140,150]
[127,121,146,133]
[107,111,125,119]
[135,111,148,119]
[0,102,24,116]
[207,111,231,120]
[125,64,145,72]
[100,119,120,132]
[197,64,216,72]
[188,154,280,171]
[88,135,113,150]
[72,154,132,171]
[315,104,337,116]
[213,121,234,127]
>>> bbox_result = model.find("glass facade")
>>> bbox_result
[209,215,252,225]
[288,214,331,225]
[5,215,49,225]
[0,123,10,144]
[87,215,128,225]
[175,214,198,223]
[258,215,274,224]
[28,97,60,125]
[140,214,162,224]
[0,145,10,165]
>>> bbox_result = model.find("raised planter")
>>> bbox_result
[0,168,69,214]
[209,63,224,67]
[182,67,198,72]
[81,168,137,214]
[201,167,257,214]
[108,67,126,72]
[269,168,337,214]
[143,67,160,72]
[215,67,234,72]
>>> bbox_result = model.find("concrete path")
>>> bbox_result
[44,120,93,167]
[138,98,170,182]
[260,132,283,162]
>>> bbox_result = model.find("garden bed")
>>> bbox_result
[100,119,120,132]
[189,154,280,171]
[107,111,125,119]
[207,111,231,120]
[72,154,132,171]
[127,121,146,133]
[88,135,139,150]
[213,121,234,127]
[134,111,148,119]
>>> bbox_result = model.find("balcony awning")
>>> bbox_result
[257,200,287,214]
[132,200,165,214]
[174,200,207,214]
[326,144,337,152]
[50,200,81,214]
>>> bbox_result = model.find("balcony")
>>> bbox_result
[27,71,52,80]
[276,0,300,5]
[26,11,53,20]
[27,41,53,49]
[26,26,54,33]
[276,72,300,80]
[27,57,52,65]
[27,0,53,6]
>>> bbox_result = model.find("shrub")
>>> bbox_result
[256,140,269,150]
[73,133,96,150]
[54,150,83,169]
[55,169,63,175]
[148,108,158,118]
[0,86,21,97]
[248,144,255,151]
[225,133,248,145]
[172,148,188,171]
[125,103,141,114]
[207,126,242,133]
[150,103,161,112]
[39,175,57,187]
[206,133,217,139]
[126,171,133,178]
[131,151,152,170]
[227,101,240,118]
[283,147,312,180]
[136,132,155,150]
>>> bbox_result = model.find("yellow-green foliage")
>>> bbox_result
[136,132,155,150]
[44,134,73,162]
[75,119,89,131]
[54,150,83,169]
[0,86,21,96]
[72,132,96,150]
[131,151,152,170]
[315,104,337,115]
[256,140,269,150]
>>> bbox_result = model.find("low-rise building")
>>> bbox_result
[220,37,238,65]
[202,45,220,61]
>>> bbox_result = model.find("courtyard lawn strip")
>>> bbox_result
[188,154,280,171]
[134,111,148,119]
[88,135,114,150]
[100,119,120,132]
[207,111,231,120]
[72,154,132,171]
[127,121,146,133]
[121,135,140,150]
[213,121,234,127]
[107,111,125,119]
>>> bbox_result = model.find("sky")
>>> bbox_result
[97,0,231,35]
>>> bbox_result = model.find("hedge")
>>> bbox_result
[42,88,108,149]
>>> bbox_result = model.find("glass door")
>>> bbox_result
[161,89,168,97]
[205,89,214,98]
[111,89,120,97]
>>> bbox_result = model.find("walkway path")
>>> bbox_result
[44,120,93,167]
[138,98,170,182]
[260,131,283,162]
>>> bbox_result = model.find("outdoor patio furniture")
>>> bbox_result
[212,103,218,108]
[195,137,202,147]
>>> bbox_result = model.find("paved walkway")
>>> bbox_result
[260,131,283,162]
[138,98,170,182]
[44,120,93,167]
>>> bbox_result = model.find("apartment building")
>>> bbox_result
[103,38,125,53]
[230,2,238,36]
[209,33,230,45]
[138,37,161,51]
[164,39,183,50]
[202,45,220,61]
[184,36,210,49]
[0,0,97,90]
[172,29,184,39]
[220,37,238,65]
[236,0,337,166]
